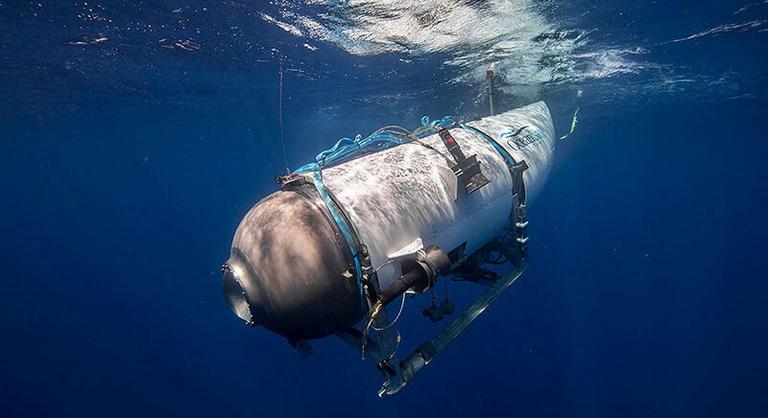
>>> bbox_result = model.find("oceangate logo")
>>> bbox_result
[501,127,544,150]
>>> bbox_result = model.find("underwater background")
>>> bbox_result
[1,1,767,417]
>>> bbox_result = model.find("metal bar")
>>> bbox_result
[335,328,384,364]
[487,66,495,116]
[379,263,526,396]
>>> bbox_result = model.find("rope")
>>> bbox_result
[371,293,407,331]
[293,115,455,174]
[360,295,406,359]
[360,301,381,359]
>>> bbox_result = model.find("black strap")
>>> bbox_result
[462,125,529,258]
[437,128,491,195]
[510,161,529,259]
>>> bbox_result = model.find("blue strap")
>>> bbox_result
[308,164,365,304]
[462,124,517,167]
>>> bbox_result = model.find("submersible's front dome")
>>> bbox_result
[222,188,364,340]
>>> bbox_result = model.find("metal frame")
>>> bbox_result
[334,129,532,396]
[337,250,525,396]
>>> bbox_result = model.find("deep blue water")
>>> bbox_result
[2,1,767,417]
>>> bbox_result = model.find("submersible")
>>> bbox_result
[222,101,555,393]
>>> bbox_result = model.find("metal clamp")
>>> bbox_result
[437,128,491,195]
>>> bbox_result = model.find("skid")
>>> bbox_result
[338,260,525,396]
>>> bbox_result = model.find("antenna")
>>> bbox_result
[486,63,495,116]
[272,48,290,175]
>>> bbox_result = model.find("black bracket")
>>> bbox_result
[510,160,529,259]
[276,173,308,189]
[437,128,491,195]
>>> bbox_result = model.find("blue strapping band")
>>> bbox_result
[462,124,517,167]
[309,165,365,304]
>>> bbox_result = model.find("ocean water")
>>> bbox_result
[1,1,767,417]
